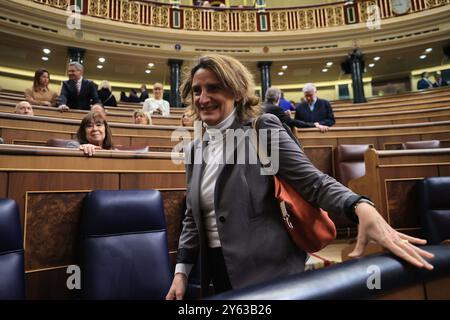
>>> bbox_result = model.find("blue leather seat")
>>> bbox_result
[418,177,450,244]
[210,245,450,300]
[0,199,25,299]
[79,189,172,299]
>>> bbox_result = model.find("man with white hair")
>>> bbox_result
[58,62,101,111]
[294,83,335,133]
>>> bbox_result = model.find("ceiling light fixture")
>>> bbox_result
[278,72,284,76]
[425,48,432,53]
[145,69,151,74]
[98,57,106,63]
[148,63,154,68]
[43,48,51,54]
[41,56,49,61]
[326,62,333,67]
[97,65,103,69]
[368,63,375,67]
[322,68,328,72]
[281,65,288,70]
[419,54,427,59]
[373,56,380,61]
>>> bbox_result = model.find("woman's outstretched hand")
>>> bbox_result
[166,273,188,300]
[349,202,434,270]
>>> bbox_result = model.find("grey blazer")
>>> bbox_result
[177,113,361,293]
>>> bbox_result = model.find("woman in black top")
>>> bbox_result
[97,80,117,107]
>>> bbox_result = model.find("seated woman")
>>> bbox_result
[76,111,113,156]
[97,80,117,107]
[181,109,195,127]
[24,69,58,107]
[133,110,152,125]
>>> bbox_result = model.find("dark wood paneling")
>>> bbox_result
[303,146,333,176]
[26,268,77,300]
[8,172,119,226]
[0,172,7,198]
[120,173,186,189]
[385,180,421,230]
[160,190,186,253]
[25,192,87,272]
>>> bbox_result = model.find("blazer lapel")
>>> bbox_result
[214,119,249,205]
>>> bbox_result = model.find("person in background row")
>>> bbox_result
[139,84,149,102]
[120,89,140,103]
[76,111,113,156]
[58,62,102,112]
[417,72,434,90]
[15,101,34,116]
[143,82,170,116]
[91,104,107,118]
[97,80,117,107]
[165,54,434,301]
[25,68,58,107]
[433,74,448,87]
[133,110,152,125]
[263,86,323,131]
[294,83,335,133]
[181,109,195,127]
[278,92,294,112]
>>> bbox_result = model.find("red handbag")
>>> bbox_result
[252,118,336,253]
[274,175,336,253]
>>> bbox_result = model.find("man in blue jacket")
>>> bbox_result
[294,83,335,132]
[58,62,101,111]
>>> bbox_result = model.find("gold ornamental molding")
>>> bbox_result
[0,0,449,60]
[30,0,450,33]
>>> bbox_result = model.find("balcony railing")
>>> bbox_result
[32,0,450,32]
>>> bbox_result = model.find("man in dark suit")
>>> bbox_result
[139,84,149,102]
[417,72,434,90]
[294,83,335,133]
[58,62,101,111]
[433,74,448,88]
[264,86,325,131]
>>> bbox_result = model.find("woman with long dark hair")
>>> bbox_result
[24,68,58,107]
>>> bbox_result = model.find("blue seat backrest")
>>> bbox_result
[79,189,172,299]
[0,198,25,299]
[418,177,450,244]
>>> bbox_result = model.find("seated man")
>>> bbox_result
[417,72,434,90]
[15,101,34,116]
[263,87,324,131]
[294,83,335,132]
[58,62,101,111]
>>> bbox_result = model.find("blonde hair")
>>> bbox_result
[133,110,152,125]
[98,80,111,91]
[153,82,164,90]
[180,54,262,123]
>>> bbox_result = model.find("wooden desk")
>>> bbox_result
[349,148,450,237]
[0,144,186,299]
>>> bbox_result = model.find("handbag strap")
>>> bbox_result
[251,116,303,168]
[250,117,271,169]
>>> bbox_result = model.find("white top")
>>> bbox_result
[174,109,237,278]
[142,98,170,116]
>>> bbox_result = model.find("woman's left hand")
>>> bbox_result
[349,202,434,270]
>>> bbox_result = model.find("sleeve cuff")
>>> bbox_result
[344,195,374,224]
[175,263,194,278]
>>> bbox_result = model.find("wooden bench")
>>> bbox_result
[348,148,450,238]
[0,144,186,299]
